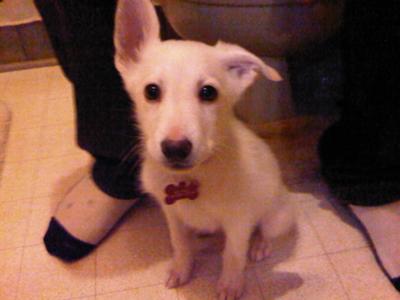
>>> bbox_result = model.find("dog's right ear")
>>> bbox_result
[114,0,160,74]
[216,41,282,96]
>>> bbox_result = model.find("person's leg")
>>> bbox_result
[319,1,400,290]
[35,0,143,261]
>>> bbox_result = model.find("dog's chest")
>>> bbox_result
[155,179,231,232]
[170,197,222,232]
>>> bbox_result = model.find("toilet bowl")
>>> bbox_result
[156,0,344,123]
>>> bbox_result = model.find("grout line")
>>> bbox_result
[0,193,65,205]
[0,197,33,204]
[325,253,352,300]
[324,245,369,256]
[8,124,44,133]
[14,245,26,300]
[299,204,330,255]
[0,66,61,81]
[45,95,74,102]
[94,250,98,298]
[4,151,90,165]
[67,295,96,300]
[21,199,34,252]
[94,282,177,298]
[22,241,42,248]
[0,245,25,252]
[258,252,329,268]
[15,156,40,247]
[22,244,45,250]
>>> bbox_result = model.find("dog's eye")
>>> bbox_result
[199,85,218,102]
[144,84,161,101]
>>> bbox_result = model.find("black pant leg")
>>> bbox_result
[319,1,400,205]
[34,0,142,198]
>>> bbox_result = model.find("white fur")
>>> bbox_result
[114,1,294,299]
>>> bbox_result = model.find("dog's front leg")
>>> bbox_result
[164,210,194,288]
[218,223,253,300]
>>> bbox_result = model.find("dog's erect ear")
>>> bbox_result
[216,41,282,93]
[114,0,160,73]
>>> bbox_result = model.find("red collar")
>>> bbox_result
[164,180,199,205]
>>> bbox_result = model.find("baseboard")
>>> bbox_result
[0,58,58,73]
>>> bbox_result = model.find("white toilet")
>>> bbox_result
[155,0,344,124]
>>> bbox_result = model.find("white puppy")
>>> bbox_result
[114,1,294,299]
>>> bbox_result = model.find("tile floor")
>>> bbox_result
[0,66,399,300]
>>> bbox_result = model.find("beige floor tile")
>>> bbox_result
[96,226,172,294]
[97,285,178,300]
[0,200,31,228]
[47,75,73,100]
[6,97,48,132]
[0,201,31,250]
[4,128,42,162]
[0,161,38,202]
[33,154,92,198]
[256,255,348,300]
[329,248,399,300]
[3,77,51,103]
[39,66,66,80]
[45,97,75,126]
[25,195,62,246]
[177,270,263,300]
[38,125,82,159]
[258,205,325,266]
[3,67,58,83]
[17,244,96,300]
[25,206,51,247]
[301,200,367,253]
[0,248,23,300]
[0,76,8,94]
[0,225,28,251]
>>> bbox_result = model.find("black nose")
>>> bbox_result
[161,139,193,162]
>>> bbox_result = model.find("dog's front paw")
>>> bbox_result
[217,274,245,300]
[249,238,271,262]
[165,260,193,289]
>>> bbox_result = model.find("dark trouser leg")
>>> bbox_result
[319,1,400,206]
[319,3,400,290]
[35,0,142,199]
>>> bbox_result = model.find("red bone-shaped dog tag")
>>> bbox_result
[164,180,199,205]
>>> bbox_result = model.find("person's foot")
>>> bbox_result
[349,202,400,291]
[44,175,138,261]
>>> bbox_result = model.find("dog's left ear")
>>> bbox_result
[114,0,160,74]
[216,41,282,94]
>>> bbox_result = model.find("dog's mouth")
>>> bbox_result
[164,160,195,171]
